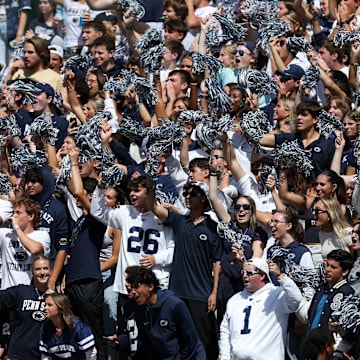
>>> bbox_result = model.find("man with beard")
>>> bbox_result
[10,37,63,92]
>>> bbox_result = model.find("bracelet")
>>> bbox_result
[200,93,208,99]
[13,225,20,231]
[136,102,143,107]
[210,171,218,176]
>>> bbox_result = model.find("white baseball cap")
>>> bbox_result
[48,44,64,59]
[245,258,272,282]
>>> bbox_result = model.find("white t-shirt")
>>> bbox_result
[90,188,175,294]
[63,0,101,48]
[184,5,216,50]
[319,228,352,259]
[0,228,51,289]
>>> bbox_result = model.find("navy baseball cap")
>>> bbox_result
[276,64,305,80]
[94,12,117,22]
[35,82,55,99]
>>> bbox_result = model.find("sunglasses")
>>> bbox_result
[234,204,252,211]
[212,154,224,160]
[232,49,251,56]
[241,270,259,276]
[183,190,202,198]
[276,40,286,47]
[312,208,328,215]
[352,229,360,236]
[279,75,295,83]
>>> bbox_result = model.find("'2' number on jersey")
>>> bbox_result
[127,227,160,254]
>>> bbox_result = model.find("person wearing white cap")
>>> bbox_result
[219,258,302,360]
[48,45,64,74]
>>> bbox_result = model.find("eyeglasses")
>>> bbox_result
[269,219,288,225]
[279,75,295,83]
[241,270,259,276]
[212,155,224,160]
[234,204,252,211]
[312,208,328,215]
[86,79,98,84]
[183,190,202,198]
[276,40,286,47]
[232,49,251,56]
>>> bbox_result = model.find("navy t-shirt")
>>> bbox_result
[166,212,223,303]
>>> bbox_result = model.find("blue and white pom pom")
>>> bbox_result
[64,53,92,73]
[240,109,271,149]
[301,65,320,97]
[353,88,360,108]
[212,13,247,43]
[0,172,12,196]
[11,40,25,60]
[56,154,72,186]
[272,140,314,177]
[0,115,21,138]
[10,147,46,174]
[135,28,165,75]
[192,52,224,76]
[286,37,311,54]
[257,20,290,51]
[237,68,278,97]
[239,0,277,30]
[333,28,360,48]
[145,141,170,180]
[118,115,146,142]
[115,0,145,20]
[259,165,278,194]
[28,112,59,146]
[178,110,212,124]
[8,80,41,105]
[317,109,344,139]
[205,77,233,117]
[217,221,244,251]
[101,164,124,188]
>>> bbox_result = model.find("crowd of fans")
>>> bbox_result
[0,0,360,359]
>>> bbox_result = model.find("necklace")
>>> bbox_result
[35,288,45,300]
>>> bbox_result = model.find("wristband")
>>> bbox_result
[210,171,218,176]
[200,93,208,99]
[13,225,20,231]
[136,102,142,107]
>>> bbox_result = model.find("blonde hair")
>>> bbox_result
[318,197,351,237]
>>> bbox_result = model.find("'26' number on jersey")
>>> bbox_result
[127,227,159,254]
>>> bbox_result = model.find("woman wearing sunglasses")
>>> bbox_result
[312,196,352,260]
[209,171,267,326]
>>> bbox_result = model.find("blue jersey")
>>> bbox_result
[40,318,95,359]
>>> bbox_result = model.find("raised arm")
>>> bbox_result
[85,0,116,10]
[209,161,231,223]
[146,177,169,223]
[68,148,91,213]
